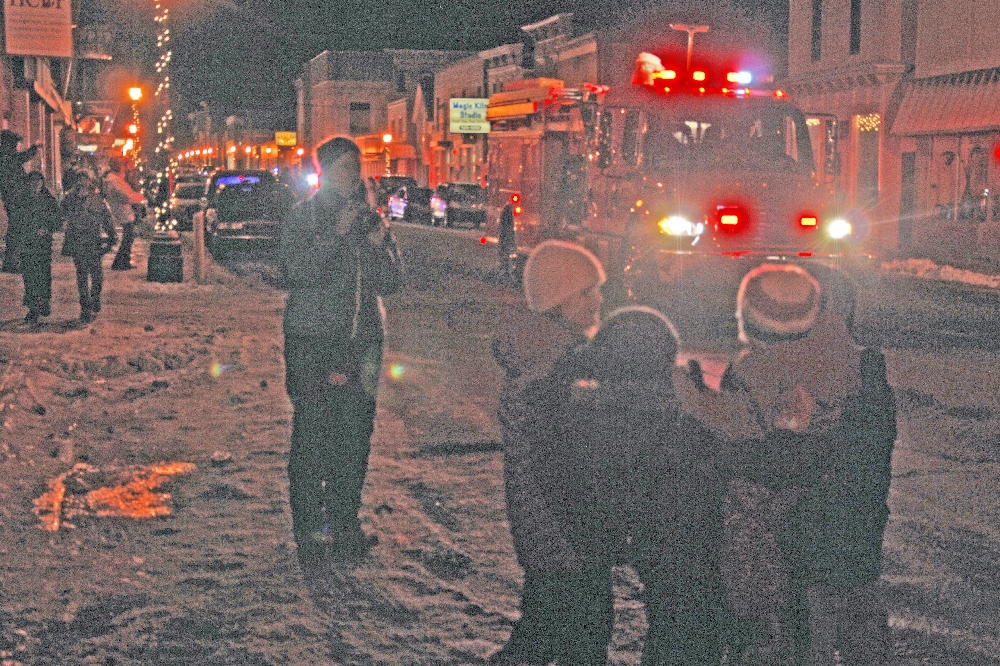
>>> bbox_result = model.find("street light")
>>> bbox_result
[128,87,143,102]
[382,133,392,175]
[670,23,709,72]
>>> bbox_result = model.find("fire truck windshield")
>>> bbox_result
[641,103,815,175]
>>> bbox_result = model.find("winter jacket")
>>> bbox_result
[102,171,145,226]
[11,186,61,256]
[279,192,403,393]
[562,366,730,574]
[492,303,589,572]
[784,347,896,587]
[61,191,117,258]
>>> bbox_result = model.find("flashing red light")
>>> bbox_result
[799,252,813,257]
[511,193,520,203]
[716,205,745,232]
[692,71,706,81]
[513,206,522,216]
[799,215,818,227]
[480,237,487,244]
[774,90,787,98]
[652,70,677,80]
[720,214,740,226]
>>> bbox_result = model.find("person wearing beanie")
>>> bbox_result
[488,239,606,666]
[564,306,730,666]
[279,135,403,567]
[678,262,895,665]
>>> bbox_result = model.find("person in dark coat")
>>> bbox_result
[498,203,517,284]
[279,136,403,566]
[14,172,61,324]
[61,171,117,323]
[565,306,729,666]
[488,239,607,666]
[0,129,39,274]
[681,263,895,665]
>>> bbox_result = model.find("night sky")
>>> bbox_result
[133,0,786,136]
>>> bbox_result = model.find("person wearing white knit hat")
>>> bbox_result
[522,239,606,336]
[488,239,608,666]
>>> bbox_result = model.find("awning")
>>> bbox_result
[892,69,1000,135]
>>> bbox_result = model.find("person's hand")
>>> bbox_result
[687,359,707,392]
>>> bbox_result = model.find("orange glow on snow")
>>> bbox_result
[34,462,196,531]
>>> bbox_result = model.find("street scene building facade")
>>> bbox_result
[786,0,1000,263]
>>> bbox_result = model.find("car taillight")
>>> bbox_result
[799,215,818,228]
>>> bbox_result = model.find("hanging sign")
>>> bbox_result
[449,98,490,134]
[4,0,74,58]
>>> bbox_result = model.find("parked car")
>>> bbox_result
[372,175,418,210]
[431,182,487,228]
[387,185,433,224]
[169,180,207,232]
[198,170,292,257]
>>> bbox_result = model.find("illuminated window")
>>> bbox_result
[854,113,880,206]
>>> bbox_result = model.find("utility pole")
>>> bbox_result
[670,23,709,72]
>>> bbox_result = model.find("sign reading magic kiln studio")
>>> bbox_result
[449,98,490,134]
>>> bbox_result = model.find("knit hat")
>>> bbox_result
[313,136,361,167]
[589,305,680,382]
[736,263,821,343]
[522,240,606,313]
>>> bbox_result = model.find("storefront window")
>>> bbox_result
[854,113,880,208]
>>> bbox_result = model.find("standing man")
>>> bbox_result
[14,172,61,325]
[61,171,117,323]
[279,137,403,567]
[0,130,39,274]
[103,157,145,270]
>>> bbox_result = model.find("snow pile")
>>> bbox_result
[881,259,1000,289]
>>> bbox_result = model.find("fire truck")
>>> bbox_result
[484,49,861,321]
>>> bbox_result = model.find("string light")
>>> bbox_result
[152,1,175,231]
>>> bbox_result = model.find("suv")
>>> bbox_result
[387,185,433,224]
[431,182,486,228]
[199,170,292,256]
[169,180,207,232]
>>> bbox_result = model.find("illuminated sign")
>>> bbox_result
[449,98,490,134]
[275,131,297,146]
[4,0,73,58]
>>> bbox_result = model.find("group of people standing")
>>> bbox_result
[487,241,896,666]
[281,134,895,665]
[0,129,146,326]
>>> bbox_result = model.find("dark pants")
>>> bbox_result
[284,334,381,552]
[501,568,614,666]
[73,253,104,314]
[111,222,135,269]
[21,251,52,316]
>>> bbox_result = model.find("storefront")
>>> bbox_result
[891,68,1000,262]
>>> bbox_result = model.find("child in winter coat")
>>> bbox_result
[489,239,608,666]
[567,306,729,666]
[680,263,895,666]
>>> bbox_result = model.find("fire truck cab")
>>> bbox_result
[484,51,859,322]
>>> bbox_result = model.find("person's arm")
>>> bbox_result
[359,209,404,296]
[100,204,118,248]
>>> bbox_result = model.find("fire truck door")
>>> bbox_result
[806,113,840,185]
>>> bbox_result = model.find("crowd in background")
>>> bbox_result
[0,130,147,327]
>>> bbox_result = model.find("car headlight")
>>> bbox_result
[827,218,852,239]
[658,215,704,236]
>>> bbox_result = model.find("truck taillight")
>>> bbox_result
[716,205,746,233]
[692,70,706,81]
[799,215,818,227]
[720,214,739,226]
[511,193,521,216]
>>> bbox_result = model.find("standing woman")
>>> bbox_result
[279,137,403,566]
[16,172,61,324]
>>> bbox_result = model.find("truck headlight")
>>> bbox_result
[827,218,852,239]
[658,215,704,236]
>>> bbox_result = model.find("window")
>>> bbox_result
[854,113,880,206]
[850,0,861,54]
[349,102,371,135]
[811,0,822,61]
